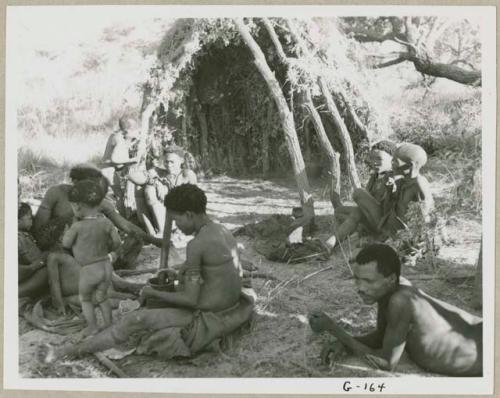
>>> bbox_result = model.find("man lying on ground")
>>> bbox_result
[309,243,482,376]
[325,142,434,251]
[45,184,254,362]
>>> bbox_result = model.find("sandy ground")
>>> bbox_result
[18,175,482,378]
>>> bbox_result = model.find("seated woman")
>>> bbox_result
[33,164,153,270]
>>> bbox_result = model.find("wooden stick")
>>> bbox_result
[115,267,158,277]
[94,353,128,378]
[158,213,173,284]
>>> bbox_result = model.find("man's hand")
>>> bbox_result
[138,285,156,306]
[157,269,178,281]
[308,311,335,333]
[320,340,347,366]
[52,298,67,316]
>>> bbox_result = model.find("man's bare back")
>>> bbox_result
[188,221,242,312]
[393,283,482,376]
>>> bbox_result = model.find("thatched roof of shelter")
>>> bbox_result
[140,18,391,177]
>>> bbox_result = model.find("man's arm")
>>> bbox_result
[140,239,202,308]
[33,186,58,231]
[309,296,411,371]
[416,177,434,221]
[100,199,147,238]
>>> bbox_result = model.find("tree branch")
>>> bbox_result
[373,56,408,69]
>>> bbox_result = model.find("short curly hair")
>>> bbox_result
[356,243,401,284]
[164,145,185,158]
[164,184,206,214]
[371,140,397,156]
[68,179,105,207]
[18,202,32,219]
[69,164,103,182]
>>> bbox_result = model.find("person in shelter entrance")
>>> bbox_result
[101,116,139,218]
[44,184,254,362]
[309,243,482,376]
[129,145,197,237]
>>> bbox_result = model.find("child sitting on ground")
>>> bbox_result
[18,203,48,296]
[63,180,122,336]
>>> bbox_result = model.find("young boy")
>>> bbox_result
[18,203,48,297]
[326,140,397,251]
[63,180,122,336]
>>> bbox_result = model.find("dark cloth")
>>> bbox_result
[136,293,254,359]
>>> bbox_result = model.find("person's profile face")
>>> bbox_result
[369,150,392,174]
[353,261,394,304]
[165,153,183,174]
[391,156,411,176]
[169,211,195,235]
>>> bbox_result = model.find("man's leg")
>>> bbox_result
[334,205,356,225]
[144,184,165,236]
[135,187,156,236]
[52,307,193,359]
[335,207,363,241]
[352,188,383,231]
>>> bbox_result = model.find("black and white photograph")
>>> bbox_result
[4,5,496,395]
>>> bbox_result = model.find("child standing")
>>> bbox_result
[63,180,121,336]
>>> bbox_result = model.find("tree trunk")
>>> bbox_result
[137,83,156,165]
[286,19,361,188]
[304,90,342,208]
[262,101,272,176]
[194,102,209,170]
[318,77,361,188]
[235,18,313,208]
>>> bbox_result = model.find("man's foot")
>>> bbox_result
[81,325,99,338]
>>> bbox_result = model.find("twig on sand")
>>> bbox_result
[115,268,157,277]
[244,271,279,281]
[298,265,334,284]
[93,353,128,378]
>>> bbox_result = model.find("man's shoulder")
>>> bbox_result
[387,286,415,311]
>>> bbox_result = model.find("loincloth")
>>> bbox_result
[135,293,254,359]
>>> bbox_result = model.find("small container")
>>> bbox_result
[145,276,176,308]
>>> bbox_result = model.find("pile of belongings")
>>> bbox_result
[235,215,329,264]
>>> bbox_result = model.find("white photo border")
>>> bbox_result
[4,4,496,395]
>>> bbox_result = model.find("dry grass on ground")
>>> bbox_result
[18,172,481,378]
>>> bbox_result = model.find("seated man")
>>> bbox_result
[45,184,254,361]
[309,243,482,376]
[326,142,433,250]
[328,140,397,249]
[130,145,197,236]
